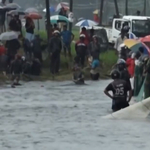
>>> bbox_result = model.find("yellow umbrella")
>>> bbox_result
[123,39,140,48]
[93,9,99,14]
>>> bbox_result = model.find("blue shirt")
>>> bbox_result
[61,30,72,44]
[92,59,100,68]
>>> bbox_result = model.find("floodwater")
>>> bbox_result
[0,80,150,150]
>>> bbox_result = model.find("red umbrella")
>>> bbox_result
[140,35,150,42]
[25,13,42,31]
[140,35,150,52]
[25,13,42,20]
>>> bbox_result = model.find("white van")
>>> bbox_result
[85,15,150,44]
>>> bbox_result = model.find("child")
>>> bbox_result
[72,65,84,84]
[10,54,22,88]
[90,55,100,80]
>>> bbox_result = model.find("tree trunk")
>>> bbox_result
[45,0,51,40]
[69,0,73,31]
[125,0,128,15]
[114,0,119,17]
[99,0,104,25]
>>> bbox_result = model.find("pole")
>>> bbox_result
[144,0,146,16]
[99,0,104,25]
[125,0,128,15]
[37,19,40,31]
[45,0,51,40]
[69,0,73,31]
[114,0,119,17]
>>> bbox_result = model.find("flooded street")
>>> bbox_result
[0,80,150,150]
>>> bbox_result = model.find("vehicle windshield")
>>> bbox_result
[132,19,150,37]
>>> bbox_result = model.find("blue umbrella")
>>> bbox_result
[43,6,55,13]
[75,19,98,27]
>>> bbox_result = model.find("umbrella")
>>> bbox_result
[0,5,16,12]
[124,39,139,48]
[4,3,21,9]
[25,13,42,31]
[25,13,42,20]
[56,2,69,11]
[93,9,104,14]
[50,15,69,23]
[140,35,150,43]
[43,6,55,13]
[7,9,26,15]
[93,9,99,14]
[124,39,149,54]
[140,35,150,51]
[25,8,38,13]
[0,31,19,41]
[75,19,98,27]
[78,17,85,21]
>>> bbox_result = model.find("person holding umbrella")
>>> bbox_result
[25,17,35,42]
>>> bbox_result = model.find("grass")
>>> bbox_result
[38,28,117,80]
[2,28,117,81]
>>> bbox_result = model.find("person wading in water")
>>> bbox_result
[104,70,132,112]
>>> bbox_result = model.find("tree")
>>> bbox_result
[99,0,104,25]
[114,0,119,17]
[45,0,51,40]
[125,0,128,15]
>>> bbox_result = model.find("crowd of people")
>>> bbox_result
[47,24,102,83]
[104,24,150,112]
[0,0,104,87]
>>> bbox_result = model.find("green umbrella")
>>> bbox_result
[50,15,69,24]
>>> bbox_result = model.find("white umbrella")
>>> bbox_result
[25,8,38,13]
[4,3,21,9]
[43,8,46,12]
[7,9,26,15]
[75,19,98,27]
[0,31,19,41]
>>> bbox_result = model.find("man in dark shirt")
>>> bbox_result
[75,34,87,67]
[117,60,131,89]
[48,30,62,75]
[9,14,22,32]
[104,70,132,112]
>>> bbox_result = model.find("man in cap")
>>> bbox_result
[75,34,87,67]
[48,30,62,75]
